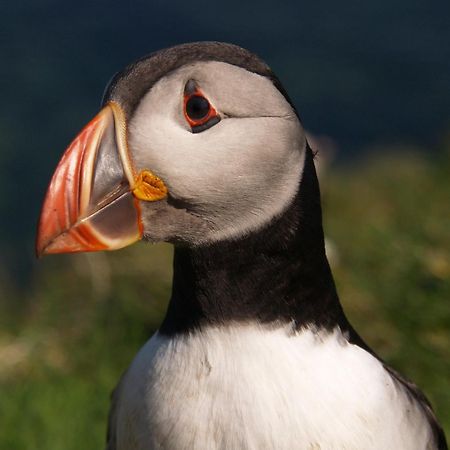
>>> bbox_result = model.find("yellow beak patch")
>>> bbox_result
[133,170,168,202]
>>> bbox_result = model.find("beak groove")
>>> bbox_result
[36,102,166,257]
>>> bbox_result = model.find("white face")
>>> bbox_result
[128,61,306,245]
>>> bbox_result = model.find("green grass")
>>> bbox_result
[1,146,449,448]
[323,147,450,433]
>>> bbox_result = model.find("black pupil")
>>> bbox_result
[186,95,210,121]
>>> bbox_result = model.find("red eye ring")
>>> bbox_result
[183,89,219,128]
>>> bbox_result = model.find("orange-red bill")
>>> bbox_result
[36,103,143,256]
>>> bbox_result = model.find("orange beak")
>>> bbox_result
[36,102,168,257]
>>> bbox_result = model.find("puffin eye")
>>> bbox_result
[183,85,220,133]
[186,96,210,121]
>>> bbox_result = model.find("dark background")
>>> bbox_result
[1,0,449,281]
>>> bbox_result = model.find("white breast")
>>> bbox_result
[113,324,434,450]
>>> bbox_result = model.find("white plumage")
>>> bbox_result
[112,324,433,450]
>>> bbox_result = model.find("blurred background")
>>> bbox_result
[1,1,449,448]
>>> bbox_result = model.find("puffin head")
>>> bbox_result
[36,42,307,255]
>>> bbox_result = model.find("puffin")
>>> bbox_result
[36,42,447,450]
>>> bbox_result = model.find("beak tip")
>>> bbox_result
[35,245,43,259]
[35,223,46,258]
[35,232,52,258]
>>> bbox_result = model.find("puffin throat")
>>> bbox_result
[159,147,350,336]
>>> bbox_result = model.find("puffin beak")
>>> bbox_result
[36,102,168,257]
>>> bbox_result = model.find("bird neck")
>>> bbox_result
[159,147,349,336]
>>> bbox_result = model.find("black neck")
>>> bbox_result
[159,147,351,336]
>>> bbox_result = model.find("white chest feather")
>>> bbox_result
[113,324,434,450]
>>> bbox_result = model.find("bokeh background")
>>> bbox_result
[1,1,449,448]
